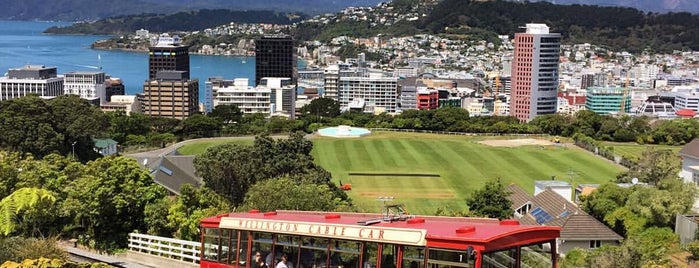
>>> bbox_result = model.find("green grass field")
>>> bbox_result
[312,132,625,214]
[177,132,625,215]
[602,142,682,161]
[176,138,254,155]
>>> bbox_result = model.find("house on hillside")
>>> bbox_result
[679,139,699,211]
[93,138,118,156]
[507,184,623,254]
[130,155,202,195]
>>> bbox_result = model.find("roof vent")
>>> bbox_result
[499,219,520,226]
[325,214,341,220]
[264,211,277,216]
[456,226,476,234]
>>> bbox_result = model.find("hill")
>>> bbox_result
[521,0,699,14]
[293,0,699,53]
[43,10,305,35]
[0,0,384,21]
[417,0,699,53]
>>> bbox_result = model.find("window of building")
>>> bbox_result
[589,240,601,249]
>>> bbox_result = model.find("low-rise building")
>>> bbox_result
[339,75,399,113]
[507,184,623,254]
[0,65,64,100]
[212,78,271,115]
[584,87,631,114]
[416,88,438,110]
[100,95,142,115]
[63,71,107,104]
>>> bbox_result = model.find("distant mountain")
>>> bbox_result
[519,0,699,13]
[44,9,305,35]
[0,0,384,21]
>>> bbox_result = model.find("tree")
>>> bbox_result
[107,111,150,144]
[195,143,261,206]
[0,95,62,158]
[618,148,680,184]
[63,156,166,252]
[301,98,341,121]
[241,177,341,212]
[581,183,632,223]
[465,179,512,219]
[47,95,110,161]
[195,133,350,207]
[179,114,222,138]
[166,184,230,241]
[209,104,243,124]
[0,188,57,236]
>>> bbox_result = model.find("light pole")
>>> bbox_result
[71,141,77,159]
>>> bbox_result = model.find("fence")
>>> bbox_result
[128,233,200,264]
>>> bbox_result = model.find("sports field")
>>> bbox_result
[602,142,682,161]
[177,132,625,215]
[312,132,625,214]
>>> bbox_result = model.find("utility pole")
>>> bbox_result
[71,141,77,159]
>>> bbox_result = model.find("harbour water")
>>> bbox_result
[0,20,255,97]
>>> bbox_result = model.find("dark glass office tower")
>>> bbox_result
[255,35,296,86]
[148,35,190,80]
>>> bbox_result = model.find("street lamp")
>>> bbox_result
[71,141,77,159]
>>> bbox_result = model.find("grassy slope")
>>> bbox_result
[312,132,625,214]
[602,142,682,161]
[176,139,254,155]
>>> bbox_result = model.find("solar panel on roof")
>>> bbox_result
[159,166,173,176]
[530,207,553,224]
[559,210,570,218]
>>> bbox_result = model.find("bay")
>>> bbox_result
[0,20,255,98]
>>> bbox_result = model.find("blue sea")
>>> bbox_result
[0,20,256,97]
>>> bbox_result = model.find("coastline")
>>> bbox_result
[90,46,254,57]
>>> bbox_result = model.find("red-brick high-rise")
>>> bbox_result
[511,24,561,122]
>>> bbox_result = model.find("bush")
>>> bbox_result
[687,241,699,260]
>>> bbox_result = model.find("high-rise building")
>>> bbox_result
[323,65,340,101]
[511,24,561,122]
[143,71,199,120]
[0,65,63,100]
[255,35,296,86]
[63,71,106,104]
[148,34,190,80]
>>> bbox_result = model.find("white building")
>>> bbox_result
[679,139,699,211]
[63,71,107,103]
[339,74,399,113]
[212,78,271,115]
[260,77,296,119]
[0,65,64,100]
[100,95,141,115]
[675,92,699,113]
